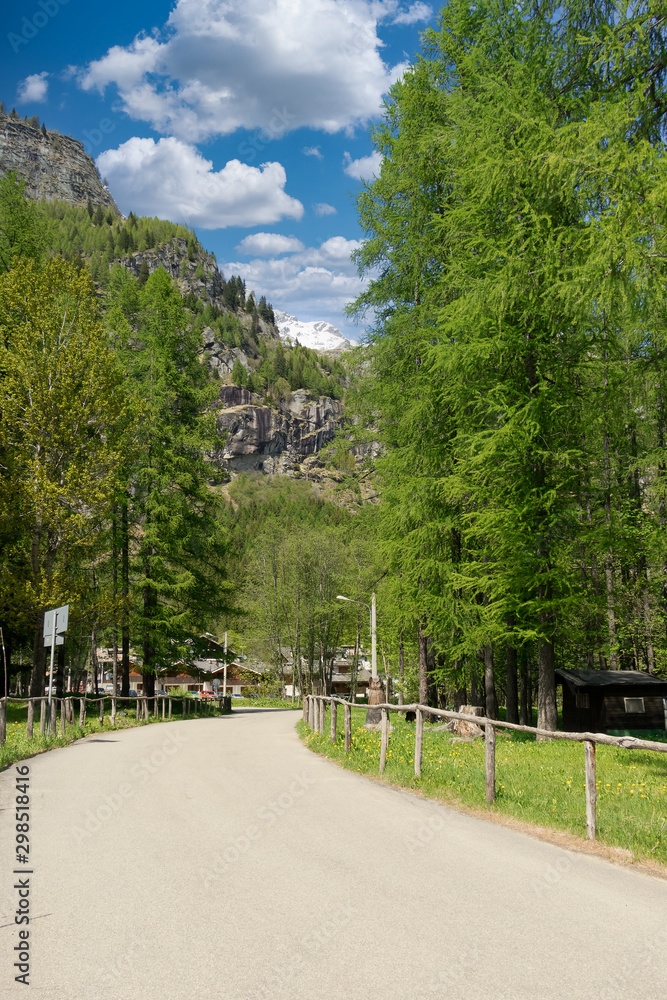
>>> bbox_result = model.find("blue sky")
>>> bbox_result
[2,0,436,338]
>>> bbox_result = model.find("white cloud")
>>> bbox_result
[343,150,382,180]
[96,137,303,228]
[392,2,432,25]
[236,233,305,256]
[223,236,367,337]
[77,0,408,141]
[16,72,49,104]
[314,203,337,216]
[303,146,323,159]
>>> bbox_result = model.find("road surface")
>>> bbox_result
[1,708,665,999]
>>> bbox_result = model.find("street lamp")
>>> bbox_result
[337,592,382,726]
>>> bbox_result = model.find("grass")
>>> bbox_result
[0,697,229,772]
[298,707,667,867]
[235,697,303,709]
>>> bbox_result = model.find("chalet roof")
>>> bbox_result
[556,669,667,691]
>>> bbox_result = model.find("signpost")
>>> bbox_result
[43,606,69,733]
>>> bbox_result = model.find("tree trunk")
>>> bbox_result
[519,647,528,725]
[505,641,518,724]
[452,659,466,710]
[55,642,65,697]
[121,495,130,697]
[537,631,557,733]
[142,577,157,700]
[418,620,429,706]
[397,632,405,706]
[29,625,46,699]
[484,643,498,720]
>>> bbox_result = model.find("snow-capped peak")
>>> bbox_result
[274,310,354,354]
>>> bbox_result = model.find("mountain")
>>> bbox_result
[0,110,359,486]
[274,310,355,354]
[0,111,119,213]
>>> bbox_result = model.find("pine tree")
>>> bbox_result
[273,341,287,380]
[138,257,150,287]
[231,358,246,387]
[117,268,232,696]
[349,0,667,727]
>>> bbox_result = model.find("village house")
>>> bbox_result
[556,668,667,734]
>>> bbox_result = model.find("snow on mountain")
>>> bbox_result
[274,310,354,354]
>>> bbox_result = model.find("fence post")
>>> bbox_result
[344,701,352,752]
[99,699,104,724]
[79,697,86,728]
[60,698,66,736]
[169,698,172,719]
[0,697,6,745]
[26,700,34,740]
[303,696,308,725]
[319,698,326,735]
[136,698,141,722]
[380,706,389,774]
[111,697,117,725]
[50,698,57,737]
[415,708,424,777]
[307,696,314,730]
[40,699,46,736]
[162,696,166,721]
[585,740,597,840]
[330,699,337,743]
[485,721,496,803]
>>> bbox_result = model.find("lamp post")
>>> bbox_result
[337,592,382,726]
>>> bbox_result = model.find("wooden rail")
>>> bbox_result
[303,696,667,841]
[0,693,232,745]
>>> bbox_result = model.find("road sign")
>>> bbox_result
[44,605,69,647]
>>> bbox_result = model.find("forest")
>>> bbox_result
[2,1,667,735]
[0,174,353,704]
[344,0,667,729]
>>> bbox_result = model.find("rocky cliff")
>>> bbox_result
[119,239,278,341]
[0,117,119,212]
[212,386,344,475]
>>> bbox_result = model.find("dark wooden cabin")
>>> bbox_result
[555,669,667,734]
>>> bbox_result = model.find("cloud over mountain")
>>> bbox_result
[227,235,366,336]
[97,137,303,228]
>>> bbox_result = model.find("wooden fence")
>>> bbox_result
[303,695,667,841]
[0,693,231,746]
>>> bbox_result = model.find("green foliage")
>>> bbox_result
[231,357,246,387]
[0,173,46,273]
[0,256,129,638]
[348,0,667,725]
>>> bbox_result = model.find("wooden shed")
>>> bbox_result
[555,669,667,734]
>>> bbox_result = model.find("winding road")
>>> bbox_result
[1,708,666,999]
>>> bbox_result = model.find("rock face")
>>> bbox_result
[0,117,119,212]
[212,386,343,475]
[120,242,279,341]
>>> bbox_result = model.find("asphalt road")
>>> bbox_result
[1,708,666,999]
